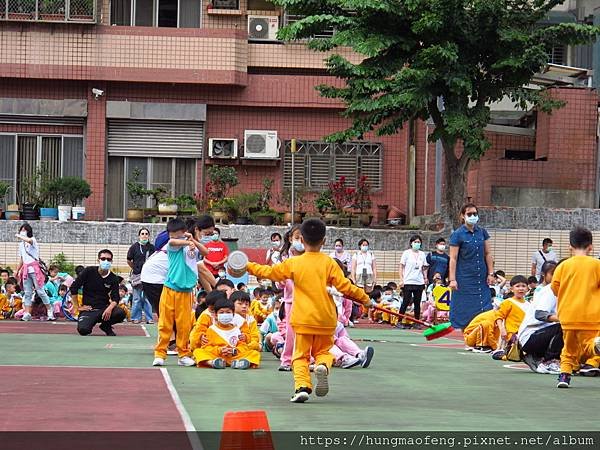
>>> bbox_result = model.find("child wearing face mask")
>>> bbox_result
[193,297,260,369]
[0,279,23,320]
[266,232,283,265]
[250,288,273,325]
[231,290,261,354]
[190,290,225,352]
[260,299,284,352]
[203,228,229,279]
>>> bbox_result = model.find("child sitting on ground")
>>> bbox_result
[194,290,208,320]
[237,282,247,292]
[232,290,261,354]
[250,288,273,324]
[190,290,224,352]
[260,299,285,352]
[330,321,375,369]
[118,284,131,321]
[463,275,530,354]
[526,276,538,302]
[193,297,260,369]
[0,279,22,319]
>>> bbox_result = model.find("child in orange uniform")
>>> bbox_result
[193,297,260,369]
[463,275,530,353]
[246,219,372,403]
[0,279,22,319]
[190,290,224,352]
[250,288,273,324]
[551,227,600,388]
[232,290,261,353]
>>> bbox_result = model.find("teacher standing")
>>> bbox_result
[448,203,495,329]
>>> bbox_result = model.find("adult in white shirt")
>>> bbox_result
[329,238,352,272]
[350,239,377,293]
[531,238,557,282]
[398,235,429,324]
[265,232,282,265]
[15,223,54,322]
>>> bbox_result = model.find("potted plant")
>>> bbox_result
[253,178,278,226]
[0,181,11,219]
[315,188,338,220]
[158,197,179,215]
[354,176,373,227]
[55,177,92,221]
[205,165,239,222]
[231,192,260,225]
[279,186,307,224]
[39,0,66,20]
[175,194,197,216]
[126,168,148,222]
[38,174,61,221]
[18,171,42,221]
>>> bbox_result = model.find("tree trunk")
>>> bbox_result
[440,145,471,229]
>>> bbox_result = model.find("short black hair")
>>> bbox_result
[495,270,505,277]
[230,290,251,304]
[373,284,383,292]
[167,218,186,233]
[358,239,369,248]
[0,268,9,275]
[383,285,393,293]
[214,297,235,313]
[119,284,128,293]
[58,284,68,292]
[409,234,422,244]
[236,282,246,290]
[197,290,207,299]
[300,219,326,246]
[510,275,528,286]
[75,265,85,276]
[335,238,344,246]
[542,238,553,246]
[435,238,446,244]
[205,290,227,308]
[4,278,17,287]
[270,232,282,240]
[370,289,381,300]
[214,227,221,235]
[527,276,538,284]
[138,227,150,236]
[215,278,235,290]
[253,288,262,298]
[19,223,33,238]
[98,249,113,259]
[541,260,558,276]
[332,258,348,277]
[570,227,592,249]
[261,288,273,296]
[387,281,397,290]
[196,214,215,231]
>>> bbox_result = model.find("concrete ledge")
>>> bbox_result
[480,206,600,230]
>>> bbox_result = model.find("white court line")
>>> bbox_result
[0,363,155,370]
[140,324,151,337]
[160,368,204,450]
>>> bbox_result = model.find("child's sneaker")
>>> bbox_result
[578,364,600,377]
[47,310,56,321]
[537,361,560,375]
[522,353,541,373]
[594,337,600,356]
[231,359,250,370]
[152,357,165,367]
[278,364,292,372]
[290,387,311,403]
[491,349,505,360]
[167,340,178,356]
[178,356,196,367]
[21,312,32,322]
[340,355,361,369]
[360,346,375,368]
[211,358,226,369]
[556,372,571,388]
[314,364,329,397]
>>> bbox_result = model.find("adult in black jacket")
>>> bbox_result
[70,249,125,336]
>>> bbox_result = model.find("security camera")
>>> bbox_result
[92,88,104,99]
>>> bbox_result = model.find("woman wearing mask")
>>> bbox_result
[276,225,304,371]
[127,228,155,324]
[398,235,429,328]
[448,203,495,330]
[15,223,54,321]
[329,239,352,272]
[350,239,377,293]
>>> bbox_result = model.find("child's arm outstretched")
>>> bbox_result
[247,259,293,283]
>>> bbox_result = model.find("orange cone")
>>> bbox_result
[219,410,274,450]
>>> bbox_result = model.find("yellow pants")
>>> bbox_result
[154,286,193,359]
[118,304,131,321]
[292,333,334,391]
[464,319,500,348]
[560,330,600,374]
[193,345,261,367]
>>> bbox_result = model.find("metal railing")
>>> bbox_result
[0,0,96,23]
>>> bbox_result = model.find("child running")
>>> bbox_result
[246,219,372,403]
[551,227,600,388]
[152,218,202,367]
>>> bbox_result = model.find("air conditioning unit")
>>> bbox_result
[208,138,238,159]
[248,15,279,41]
[244,130,279,159]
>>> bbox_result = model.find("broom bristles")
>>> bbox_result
[424,325,455,341]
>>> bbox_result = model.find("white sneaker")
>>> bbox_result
[548,360,561,374]
[21,312,32,322]
[178,356,196,367]
[536,361,560,375]
[314,364,329,397]
[340,355,361,369]
[360,346,375,368]
[47,310,56,321]
[348,321,355,328]
[152,358,165,367]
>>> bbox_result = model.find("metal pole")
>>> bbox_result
[290,138,296,223]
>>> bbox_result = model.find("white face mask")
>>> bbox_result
[382,294,392,301]
[292,240,305,252]
[217,313,233,325]
[465,214,479,225]
[271,241,281,248]
[20,231,28,238]
[437,244,446,251]
[360,245,369,252]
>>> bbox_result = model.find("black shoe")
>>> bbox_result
[522,353,541,373]
[557,372,571,388]
[290,387,311,403]
[100,322,116,336]
[579,364,600,377]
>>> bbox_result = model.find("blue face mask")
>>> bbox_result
[99,260,112,271]
[465,215,479,225]
[211,234,219,242]
[411,242,421,251]
[292,240,305,252]
[200,236,211,244]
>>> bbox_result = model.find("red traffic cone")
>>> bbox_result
[219,410,273,450]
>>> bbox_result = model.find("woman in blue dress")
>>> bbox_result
[448,204,495,329]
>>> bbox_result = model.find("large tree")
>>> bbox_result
[274,0,598,223]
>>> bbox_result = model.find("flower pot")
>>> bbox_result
[58,205,72,222]
[235,216,252,225]
[7,204,19,211]
[324,212,340,220]
[158,203,178,215]
[127,209,144,222]
[212,210,231,224]
[283,212,302,224]
[40,207,59,221]
[72,206,86,220]
[358,213,373,227]
[5,211,20,220]
[22,203,40,221]
[254,214,274,226]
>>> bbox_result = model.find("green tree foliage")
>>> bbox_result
[274,0,599,222]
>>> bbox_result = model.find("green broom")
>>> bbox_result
[370,304,454,341]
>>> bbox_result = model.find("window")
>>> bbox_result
[504,149,536,161]
[282,141,383,191]
[212,0,238,9]
[547,45,566,65]
[0,134,84,204]
[283,12,335,38]
[110,0,201,28]
[106,156,197,219]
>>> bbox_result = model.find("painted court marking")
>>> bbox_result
[141,324,151,337]
[503,363,531,371]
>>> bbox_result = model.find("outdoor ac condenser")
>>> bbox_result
[248,15,279,41]
[243,130,279,159]
[208,138,238,159]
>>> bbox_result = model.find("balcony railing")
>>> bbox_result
[0,0,96,23]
